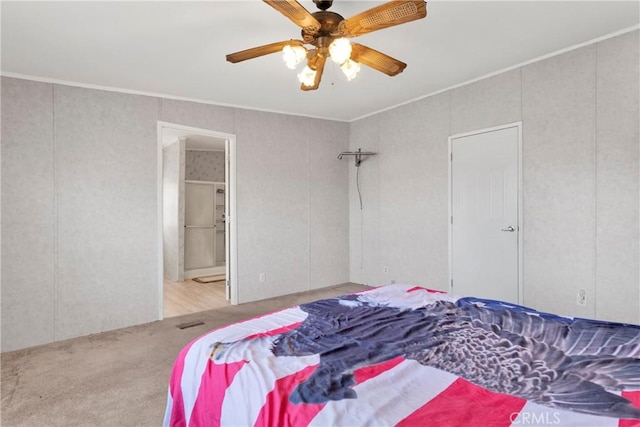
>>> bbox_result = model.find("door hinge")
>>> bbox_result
[450,153,453,161]
[451,216,453,224]
[450,279,453,288]
[226,280,230,288]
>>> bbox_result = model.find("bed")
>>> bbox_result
[163,284,640,427]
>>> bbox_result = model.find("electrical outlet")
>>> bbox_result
[383,266,389,274]
[259,273,266,283]
[576,289,587,307]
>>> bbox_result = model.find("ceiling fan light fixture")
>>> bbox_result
[282,45,307,69]
[340,59,361,81]
[226,0,427,91]
[328,38,352,64]
[298,65,317,87]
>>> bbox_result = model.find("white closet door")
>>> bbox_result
[451,125,519,303]
[184,183,215,270]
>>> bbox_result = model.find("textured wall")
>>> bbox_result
[349,94,451,288]
[234,110,310,302]
[53,85,160,341]
[309,119,350,290]
[522,46,597,319]
[349,115,381,286]
[2,31,636,351]
[185,150,225,182]
[1,82,350,351]
[1,78,56,350]
[163,140,183,282]
[594,31,640,324]
[349,30,640,323]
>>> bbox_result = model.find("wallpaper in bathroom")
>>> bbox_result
[185,150,225,182]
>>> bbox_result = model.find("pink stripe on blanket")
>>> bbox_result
[189,359,247,427]
[254,357,406,426]
[254,364,324,427]
[167,340,200,427]
[619,391,640,427]
[396,378,526,427]
[244,322,302,341]
[354,356,404,384]
[407,286,446,294]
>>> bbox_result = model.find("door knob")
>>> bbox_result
[501,226,515,232]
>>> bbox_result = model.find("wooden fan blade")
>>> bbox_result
[226,40,304,63]
[264,0,321,34]
[301,54,326,91]
[350,43,407,76]
[337,0,427,38]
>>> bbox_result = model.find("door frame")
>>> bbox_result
[156,121,239,319]
[447,121,523,304]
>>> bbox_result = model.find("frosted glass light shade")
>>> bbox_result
[329,38,352,64]
[298,65,317,87]
[340,59,361,81]
[282,45,307,69]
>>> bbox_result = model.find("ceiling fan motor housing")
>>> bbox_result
[303,11,344,44]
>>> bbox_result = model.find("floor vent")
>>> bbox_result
[176,321,205,330]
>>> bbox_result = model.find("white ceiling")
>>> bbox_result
[2,1,638,122]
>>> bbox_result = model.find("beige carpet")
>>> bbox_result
[0,283,369,427]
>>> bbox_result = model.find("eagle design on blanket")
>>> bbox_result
[266,292,640,420]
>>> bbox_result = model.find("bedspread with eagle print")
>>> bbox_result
[168,285,640,427]
[240,290,640,420]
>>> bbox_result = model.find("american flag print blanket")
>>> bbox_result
[164,284,640,427]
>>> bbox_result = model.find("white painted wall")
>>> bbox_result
[349,30,639,323]
[1,83,350,351]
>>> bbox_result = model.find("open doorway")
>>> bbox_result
[157,122,237,319]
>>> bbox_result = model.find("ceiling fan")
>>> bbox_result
[226,0,427,91]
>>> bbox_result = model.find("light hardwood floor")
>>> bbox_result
[163,278,230,318]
